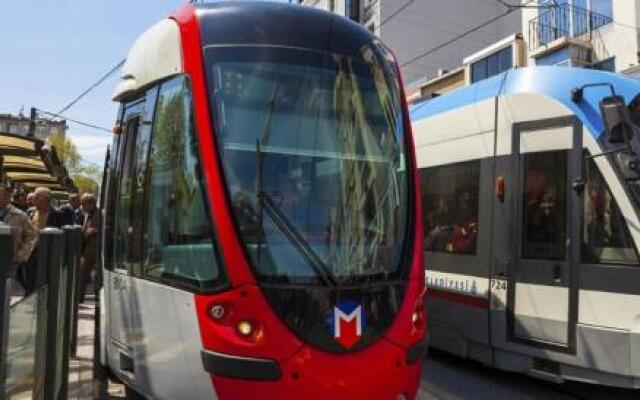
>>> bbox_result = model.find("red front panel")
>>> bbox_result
[173,4,426,399]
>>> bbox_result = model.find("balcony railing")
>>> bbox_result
[529,4,613,51]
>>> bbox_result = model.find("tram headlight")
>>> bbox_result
[209,304,226,321]
[237,320,254,337]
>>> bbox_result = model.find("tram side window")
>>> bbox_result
[420,161,480,255]
[582,158,639,265]
[114,118,139,270]
[143,76,222,290]
[522,151,567,260]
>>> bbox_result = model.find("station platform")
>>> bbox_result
[6,288,122,400]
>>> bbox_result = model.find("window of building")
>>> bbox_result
[420,161,480,255]
[470,46,512,84]
[346,0,360,22]
[522,151,568,260]
[591,57,615,72]
[143,76,223,290]
[591,0,612,19]
[582,158,638,265]
[537,0,611,41]
[535,47,572,66]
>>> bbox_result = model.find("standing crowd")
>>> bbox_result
[0,184,100,302]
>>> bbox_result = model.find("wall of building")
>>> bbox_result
[592,0,640,72]
[301,0,522,85]
[0,114,66,139]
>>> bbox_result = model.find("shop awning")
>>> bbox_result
[0,132,77,195]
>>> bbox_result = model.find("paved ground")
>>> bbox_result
[6,288,639,399]
[419,349,639,400]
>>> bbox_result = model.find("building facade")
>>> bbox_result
[412,0,640,103]
[0,112,66,139]
[299,0,522,84]
[522,0,640,76]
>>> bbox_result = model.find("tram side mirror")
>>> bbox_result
[600,95,633,144]
[614,150,640,181]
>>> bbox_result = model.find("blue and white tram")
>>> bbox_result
[412,66,640,388]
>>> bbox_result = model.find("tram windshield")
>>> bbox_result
[205,46,410,285]
[605,96,640,203]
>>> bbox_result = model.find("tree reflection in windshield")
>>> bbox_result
[206,45,409,284]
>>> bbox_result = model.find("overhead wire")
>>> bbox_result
[379,0,415,27]
[56,58,125,115]
[400,0,546,68]
[36,108,112,134]
[400,9,517,68]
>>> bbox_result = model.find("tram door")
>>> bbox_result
[508,117,581,350]
[109,100,145,373]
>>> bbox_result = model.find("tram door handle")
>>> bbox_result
[552,265,562,283]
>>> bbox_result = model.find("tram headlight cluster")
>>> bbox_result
[237,320,254,337]
[411,290,426,330]
[209,304,227,321]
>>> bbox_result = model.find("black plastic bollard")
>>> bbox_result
[60,225,82,400]
[0,223,14,397]
[35,228,66,400]
[69,225,82,358]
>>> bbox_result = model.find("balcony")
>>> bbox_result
[528,3,613,53]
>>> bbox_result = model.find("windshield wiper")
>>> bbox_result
[254,82,336,287]
[258,190,336,287]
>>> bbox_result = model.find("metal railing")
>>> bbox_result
[529,4,613,51]
[0,223,82,400]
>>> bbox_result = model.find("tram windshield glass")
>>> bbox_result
[607,97,640,202]
[205,46,410,285]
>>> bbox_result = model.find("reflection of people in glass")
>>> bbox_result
[529,185,559,243]
[629,99,640,126]
[450,191,477,253]
[232,184,262,242]
[424,195,451,251]
[586,181,611,248]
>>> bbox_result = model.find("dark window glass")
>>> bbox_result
[592,57,615,72]
[522,151,567,260]
[582,158,638,265]
[471,46,512,84]
[421,161,480,255]
[114,117,140,270]
[487,53,499,77]
[144,76,222,289]
[499,47,513,72]
[205,46,409,285]
[591,0,612,19]
[471,59,487,83]
[104,117,123,271]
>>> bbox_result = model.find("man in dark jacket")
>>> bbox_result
[19,187,65,294]
[79,193,100,303]
[60,193,83,226]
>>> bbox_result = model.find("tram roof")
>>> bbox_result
[410,66,640,140]
[195,1,375,60]
[0,132,77,197]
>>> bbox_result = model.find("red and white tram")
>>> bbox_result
[99,2,426,399]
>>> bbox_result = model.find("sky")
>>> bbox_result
[0,1,214,166]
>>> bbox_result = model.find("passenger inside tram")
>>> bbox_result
[450,190,477,253]
[423,195,451,252]
[421,162,479,255]
[527,185,560,244]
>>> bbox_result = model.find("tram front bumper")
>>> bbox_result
[206,339,423,400]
